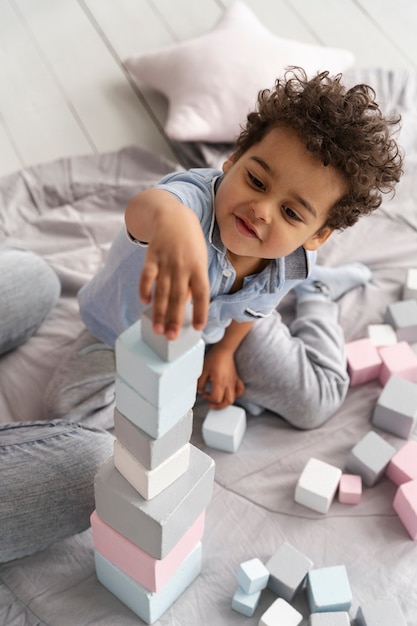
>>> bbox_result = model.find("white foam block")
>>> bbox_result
[114,439,191,500]
[295,458,342,514]
[141,304,202,361]
[367,323,397,348]
[115,320,204,407]
[356,597,407,625]
[259,597,303,626]
[202,405,246,453]
[403,268,417,301]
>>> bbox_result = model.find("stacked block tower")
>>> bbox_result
[91,306,215,624]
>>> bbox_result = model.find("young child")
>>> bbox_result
[49,67,402,429]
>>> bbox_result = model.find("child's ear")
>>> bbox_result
[222,152,238,173]
[303,227,333,251]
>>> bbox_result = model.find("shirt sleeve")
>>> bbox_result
[154,168,219,223]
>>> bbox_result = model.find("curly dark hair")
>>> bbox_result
[234,67,403,230]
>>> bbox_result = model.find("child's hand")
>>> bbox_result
[197,344,245,410]
[137,201,210,340]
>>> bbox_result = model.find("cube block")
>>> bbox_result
[94,446,214,559]
[259,597,303,626]
[356,597,407,625]
[202,405,246,453]
[345,338,382,386]
[372,375,417,439]
[393,478,417,540]
[91,510,205,592]
[385,299,417,343]
[367,323,397,348]
[231,587,261,617]
[386,440,417,485]
[295,457,342,514]
[346,431,396,487]
[141,304,202,362]
[94,543,202,625]
[307,565,352,613]
[115,376,196,439]
[114,408,193,470]
[115,320,204,407]
[378,341,417,386]
[237,557,269,594]
[309,612,351,625]
[403,268,417,301]
[113,439,190,500]
[338,474,362,504]
[266,541,313,601]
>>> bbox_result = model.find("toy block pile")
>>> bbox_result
[231,540,406,624]
[91,306,215,624]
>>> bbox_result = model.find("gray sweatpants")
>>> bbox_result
[44,299,349,430]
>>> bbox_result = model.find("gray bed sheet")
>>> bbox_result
[0,69,416,625]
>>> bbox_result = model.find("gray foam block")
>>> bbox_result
[372,375,417,439]
[346,431,396,486]
[95,445,215,559]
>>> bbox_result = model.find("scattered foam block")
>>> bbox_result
[294,457,342,514]
[367,323,397,348]
[385,299,417,343]
[114,407,193,470]
[307,565,352,613]
[345,338,382,386]
[372,375,417,439]
[115,376,196,438]
[95,446,215,559]
[202,405,246,453]
[266,541,313,601]
[393,478,417,540]
[338,474,362,504]
[231,587,261,617]
[386,440,417,485]
[94,543,202,625]
[403,268,417,301]
[237,558,269,594]
[113,439,190,500]
[115,320,205,407]
[346,431,396,487]
[91,510,205,592]
[141,304,202,361]
[309,612,351,625]
[356,597,407,625]
[378,341,417,386]
[259,597,303,626]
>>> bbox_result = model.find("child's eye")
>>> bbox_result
[248,172,265,190]
[283,206,301,221]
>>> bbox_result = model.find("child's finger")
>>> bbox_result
[139,261,158,305]
[190,274,210,330]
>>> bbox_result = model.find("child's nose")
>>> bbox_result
[250,200,272,223]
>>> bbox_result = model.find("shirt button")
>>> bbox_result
[222,269,232,277]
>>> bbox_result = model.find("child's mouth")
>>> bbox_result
[235,216,258,238]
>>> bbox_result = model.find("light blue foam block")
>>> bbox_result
[231,586,261,617]
[115,321,204,407]
[94,543,202,624]
[307,565,352,613]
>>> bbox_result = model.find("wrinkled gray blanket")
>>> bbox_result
[1,69,417,625]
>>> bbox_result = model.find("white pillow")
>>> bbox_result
[124,1,355,143]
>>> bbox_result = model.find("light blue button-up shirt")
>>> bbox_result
[78,168,316,346]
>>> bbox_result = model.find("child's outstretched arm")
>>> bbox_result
[125,189,210,340]
[197,320,253,410]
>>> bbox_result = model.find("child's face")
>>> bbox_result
[215,126,347,267]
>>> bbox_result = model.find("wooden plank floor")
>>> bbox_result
[0,0,416,177]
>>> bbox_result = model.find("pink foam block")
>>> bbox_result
[393,479,417,540]
[378,341,417,386]
[338,474,362,504]
[386,441,417,485]
[345,338,382,386]
[91,510,205,592]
